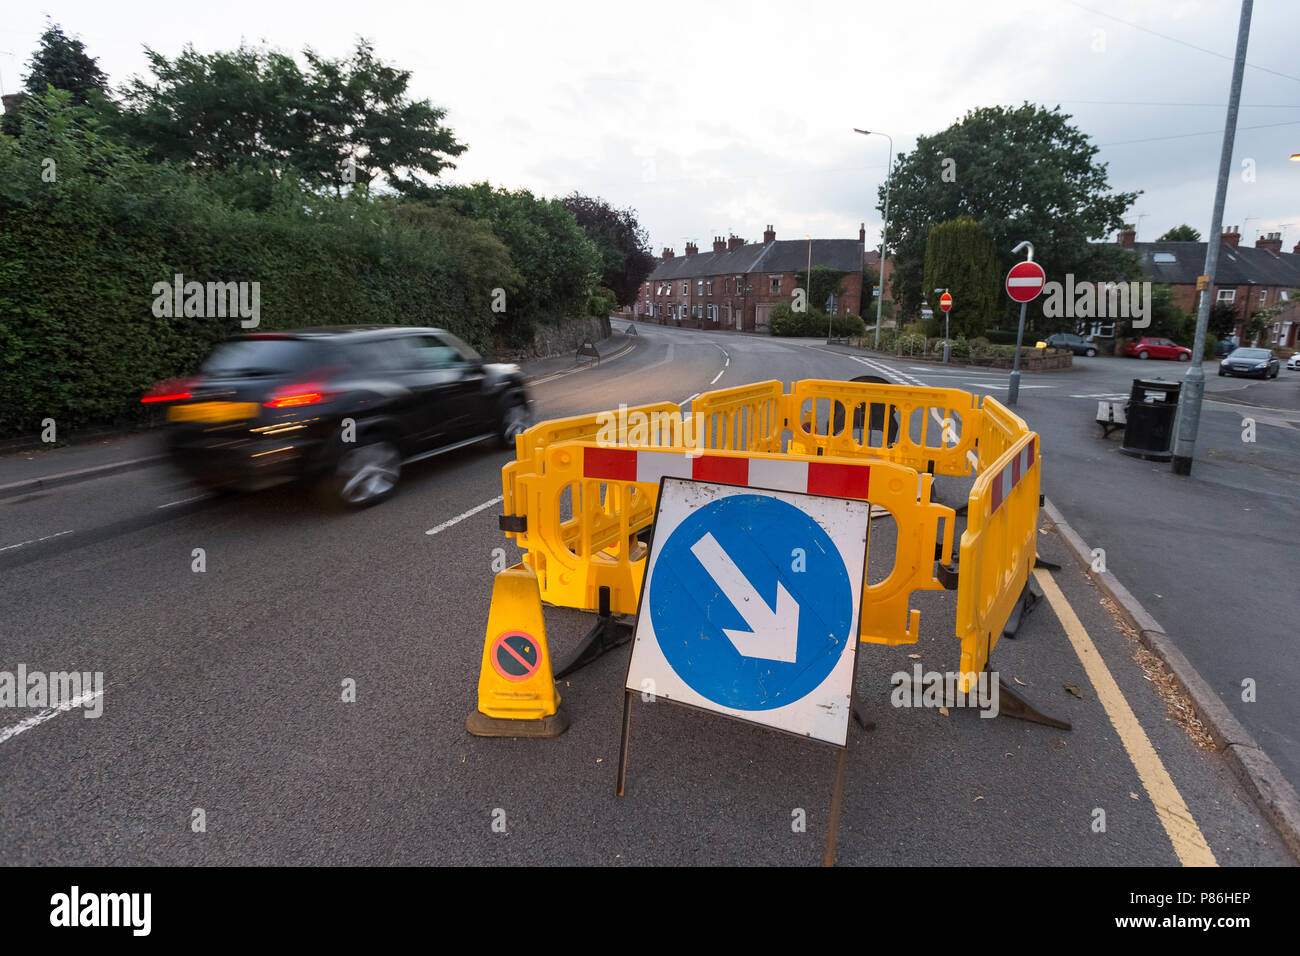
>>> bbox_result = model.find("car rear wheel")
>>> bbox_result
[332,439,400,507]
[1085,347,1097,357]
[1138,351,1149,359]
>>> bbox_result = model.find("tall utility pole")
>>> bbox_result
[854,128,892,348]
[1172,0,1253,476]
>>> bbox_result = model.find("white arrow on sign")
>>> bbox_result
[690,532,800,662]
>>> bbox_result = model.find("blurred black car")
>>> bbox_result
[143,326,532,506]
[1218,347,1280,379]
[1044,333,1099,356]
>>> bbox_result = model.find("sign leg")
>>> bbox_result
[615,689,633,797]
[821,745,850,867]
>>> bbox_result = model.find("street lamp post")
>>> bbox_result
[854,128,892,349]
[1172,0,1253,476]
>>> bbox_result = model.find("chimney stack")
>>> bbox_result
[662,247,674,261]
[762,224,776,243]
[728,233,744,252]
[713,236,726,253]
[859,222,866,243]
[684,242,698,257]
[1117,225,1136,249]
[1255,231,1283,254]
[1222,225,1241,249]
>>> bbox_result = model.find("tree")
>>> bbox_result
[560,193,656,307]
[425,183,602,340]
[2,21,110,137]
[1207,301,1239,339]
[23,22,108,104]
[860,264,878,316]
[1157,224,1201,242]
[878,103,1140,324]
[922,216,999,338]
[113,39,466,194]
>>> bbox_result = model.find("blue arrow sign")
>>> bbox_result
[648,493,855,711]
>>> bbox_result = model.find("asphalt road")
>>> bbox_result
[0,324,1292,865]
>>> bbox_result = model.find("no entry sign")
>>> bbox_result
[1005,261,1046,303]
[939,292,952,313]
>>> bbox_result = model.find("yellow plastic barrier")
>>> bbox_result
[955,427,1040,691]
[690,380,786,453]
[493,379,1038,689]
[786,380,981,477]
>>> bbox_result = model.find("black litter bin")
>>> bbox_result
[1120,378,1181,461]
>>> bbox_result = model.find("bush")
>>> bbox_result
[586,285,617,318]
[0,90,597,438]
[768,304,865,337]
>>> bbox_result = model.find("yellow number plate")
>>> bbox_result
[167,402,260,423]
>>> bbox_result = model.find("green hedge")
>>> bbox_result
[769,303,866,337]
[0,92,597,439]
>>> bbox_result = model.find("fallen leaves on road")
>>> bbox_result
[1097,598,1216,752]
[1064,682,1084,699]
[939,706,950,716]
[1013,676,1027,686]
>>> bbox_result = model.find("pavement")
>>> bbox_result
[0,322,1294,865]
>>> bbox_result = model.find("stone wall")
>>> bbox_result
[493,315,613,363]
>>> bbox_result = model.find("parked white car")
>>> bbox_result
[1287,353,1300,371]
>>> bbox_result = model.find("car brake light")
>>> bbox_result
[141,378,196,403]
[264,384,328,408]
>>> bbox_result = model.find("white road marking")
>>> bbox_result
[710,368,726,385]
[0,690,103,746]
[157,494,209,509]
[0,530,73,553]
[425,496,503,536]
[683,392,701,404]
[1071,393,1129,400]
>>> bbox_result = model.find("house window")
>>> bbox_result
[682,281,689,295]
[697,279,704,295]
[1217,289,1236,303]
[1259,290,1267,305]
[769,275,782,294]
[706,280,713,295]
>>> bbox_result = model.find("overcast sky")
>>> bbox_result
[5,1,1299,256]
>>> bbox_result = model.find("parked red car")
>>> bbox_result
[1123,337,1192,361]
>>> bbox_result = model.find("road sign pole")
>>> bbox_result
[943,309,951,364]
[1008,301,1027,405]
[1171,0,1252,476]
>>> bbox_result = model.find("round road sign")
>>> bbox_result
[1005,261,1046,303]
[939,292,953,312]
[490,631,541,682]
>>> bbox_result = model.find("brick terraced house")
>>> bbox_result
[1118,225,1300,348]
[634,225,867,332]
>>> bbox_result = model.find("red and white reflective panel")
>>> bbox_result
[1005,261,1046,303]
[583,447,870,500]
[989,438,1035,513]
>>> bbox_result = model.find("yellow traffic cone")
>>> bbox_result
[466,563,569,738]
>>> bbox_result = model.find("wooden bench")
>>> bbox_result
[1096,401,1126,437]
